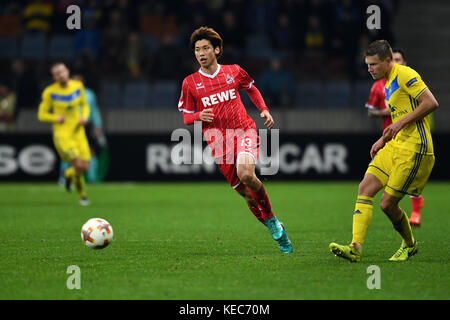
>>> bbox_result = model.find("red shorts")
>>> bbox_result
[215,129,260,189]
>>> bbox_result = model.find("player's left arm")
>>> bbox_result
[237,65,274,129]
[383,69,439,140]
[79,83,90,126]
[245,85,274,129]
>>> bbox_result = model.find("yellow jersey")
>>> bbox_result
[38,79,90,138]
[385,63,433,155]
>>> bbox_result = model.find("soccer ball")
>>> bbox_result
[81,218,113,249]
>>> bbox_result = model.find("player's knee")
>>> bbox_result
[358,175,382,197]
[237,169,255,186]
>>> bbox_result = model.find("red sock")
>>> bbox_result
[411,195,423,213]
[247,203,265,223]
[235,184,265,223]
[248,185,274,220]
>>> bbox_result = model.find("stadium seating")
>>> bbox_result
[48,35,75,60]
[123,81,151,109]
[296,81,325,107]
[0,36,18,59]
[324,81,351,108]
[245,33,273,59]
[353,80,372,109]
[99,81,122,109]
[150,81,178,109]
[141,35,160,52]
[20,31,46,59]
[0,15,22,36]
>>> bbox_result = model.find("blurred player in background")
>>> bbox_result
[330,40,438,262]
[38,62,91,206]
[365,49,427,227]
[178,27,292,253]
[59,73,107,185]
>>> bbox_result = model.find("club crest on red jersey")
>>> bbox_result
[226,74,235,84]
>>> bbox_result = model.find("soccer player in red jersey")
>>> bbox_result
[365,49,424,227]
[178,27,292,253]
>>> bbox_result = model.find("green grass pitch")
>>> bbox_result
[0,181,449,300]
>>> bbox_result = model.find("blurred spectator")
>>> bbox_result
[152,32,184,80]
[120,32,152,79]
[100,9,129,76]
[244,0,277,34]
[22,0,53,33]
[333,0,363,78]
[0,1,21,15]
[218,10,243,61]
[272,12,294,50]
[74,13,101,60]
[304,15,325,50]
[116,0,139,31]
[0,80,16,131]
[11,60,39,109]
[258,58,296,108]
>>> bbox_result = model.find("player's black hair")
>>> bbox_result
[365,40,393,61]
[190,26,223,58]
[50,61,68,71]
[392,48,406,61]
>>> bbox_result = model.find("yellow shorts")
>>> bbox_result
[53,132,91,162]
[366,142,435,198]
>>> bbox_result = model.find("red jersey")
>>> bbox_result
[178,64,266,158]
[366,78,392,130]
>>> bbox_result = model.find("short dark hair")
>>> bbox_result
[190,26,223,58]
[365,40,393,61]
[392,48,406,61]
[50,61,67,70]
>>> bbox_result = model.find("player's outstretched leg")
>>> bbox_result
[72,158,90,206]
[236,156,292,254]
[381,193,417,261]
[64,166,75,192]
[409,195,424,227]
[330,174,382,262]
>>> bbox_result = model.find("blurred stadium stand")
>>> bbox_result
[0,0,449,133]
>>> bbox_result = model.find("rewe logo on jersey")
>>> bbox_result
[201,89,237,107]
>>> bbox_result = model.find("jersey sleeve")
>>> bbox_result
[236,65,255,90]
[366,82,382,109]
[398,66,428,100]
[178,78,196,113]
[79,82,90,120]
[37,87,59,123]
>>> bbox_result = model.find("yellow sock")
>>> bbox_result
[392,209,415,247]
[64,166,75,179]
[73,173,87,198]
[352,195,374,245]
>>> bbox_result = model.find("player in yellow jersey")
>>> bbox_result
[38,62,91,206]
[329,40,439,262]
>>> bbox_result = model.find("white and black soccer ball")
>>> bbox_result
[81,218,113,249]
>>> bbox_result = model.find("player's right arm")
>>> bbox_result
[178,78,214,125]
[382,68,438,140]
[37,88,63,123]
